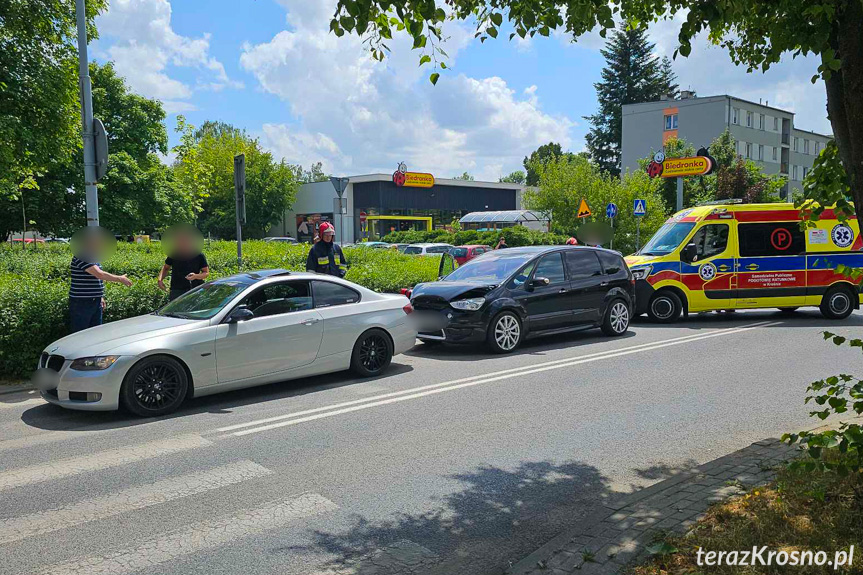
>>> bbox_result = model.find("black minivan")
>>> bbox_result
[410,246,635,353]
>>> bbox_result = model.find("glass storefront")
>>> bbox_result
[295,213,333,243]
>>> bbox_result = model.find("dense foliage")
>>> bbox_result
[524,154,667,254]
[584,23,677,176]
[381,225,568,247]
[0,241,440,378]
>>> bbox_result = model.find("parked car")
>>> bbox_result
[403,243,454,255]
[263,236,298,244]
[390,243,411,253]
[34,270,417,416]
[352,242,391,249]
[44,237,70,244]
[9,238,45,244]
[451,244,491,266]
[410,246,634,353]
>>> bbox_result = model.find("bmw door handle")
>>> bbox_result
[302,318,321,326]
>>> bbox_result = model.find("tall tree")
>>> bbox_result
[523,142,574,185]
[173,120,299,239]
[584,23,678,176]
[499,170,526,184]
[329,0,863,219]
[452,171,474,181]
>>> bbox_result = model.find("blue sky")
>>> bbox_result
[91,0,830,182]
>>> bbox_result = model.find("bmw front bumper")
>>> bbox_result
[35,356,136,411]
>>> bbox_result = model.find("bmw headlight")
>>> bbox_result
[450,297,486,311]
[631,266,652,281]
[70,356,120,371]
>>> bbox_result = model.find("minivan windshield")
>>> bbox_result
[155,280,250,320]
[638,222,696,256]
[443,253,534,284]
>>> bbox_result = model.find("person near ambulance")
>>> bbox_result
[306,222,348,277]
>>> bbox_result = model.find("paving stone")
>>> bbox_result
[548,551,577,570]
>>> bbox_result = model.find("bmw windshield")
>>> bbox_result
[155,279,251,320]
[443,253,534,284]
[638,222,696,256]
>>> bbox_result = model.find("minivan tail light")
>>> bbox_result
[402,303,414,315]
[400,288,412,298]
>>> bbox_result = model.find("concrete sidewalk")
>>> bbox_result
[507,439,799,575]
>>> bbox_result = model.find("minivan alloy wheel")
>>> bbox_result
[609,302,629,333]
[494,315,520,351]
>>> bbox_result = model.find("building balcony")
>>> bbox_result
[781,133,790,145]
[781,163,789,174]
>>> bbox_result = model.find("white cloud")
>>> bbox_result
[241,0,573,180]
[94,0,241,111]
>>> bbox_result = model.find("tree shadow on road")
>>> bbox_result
[281,459,616,575]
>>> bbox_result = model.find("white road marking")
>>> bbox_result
[226,321,781,437]
[0,434,210,492]
[37,492,338,575]
[0,431,78,453]
[216,322,775,435]
[0,460,271,545]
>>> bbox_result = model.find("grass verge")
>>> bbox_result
[630,453,863,575]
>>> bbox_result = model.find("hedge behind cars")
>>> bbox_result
[0,241,441,379]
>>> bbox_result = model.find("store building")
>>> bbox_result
[273,170,525,244]
[621,92,833,199]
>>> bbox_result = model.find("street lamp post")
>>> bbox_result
[75,0,99,226]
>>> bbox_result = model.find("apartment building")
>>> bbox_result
[621,93,832,199]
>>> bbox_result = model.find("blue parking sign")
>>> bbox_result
[633,199,647,217]
[606,203,618,219]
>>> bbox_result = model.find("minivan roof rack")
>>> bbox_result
[695,198,744,206]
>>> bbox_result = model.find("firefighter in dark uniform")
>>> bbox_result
[305,222,348,277]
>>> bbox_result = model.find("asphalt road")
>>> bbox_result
[1,309,861,575]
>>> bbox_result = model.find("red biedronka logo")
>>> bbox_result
[392,163,435,188]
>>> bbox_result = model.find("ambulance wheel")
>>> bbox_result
[647,291,682,323]
[778,307,799,314]
[821,287,855,320]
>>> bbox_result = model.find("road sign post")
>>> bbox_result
[633,198,647,251]
[676,177,684,212]
[234,154,246,268]
[75,0,99,226]
[606,203,618,249]
[330,177,349,244]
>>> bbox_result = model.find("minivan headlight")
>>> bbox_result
[450,297,486,311]
[70,356,120,371]
[631,266,652,281]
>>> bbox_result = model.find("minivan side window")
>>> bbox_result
[533,253,567,284]
[738,222,805,257]
[690,224,730,261]
[507,261,537,289]
[596,251,624,274]
[313,281,360,308]
[565,250,604,279]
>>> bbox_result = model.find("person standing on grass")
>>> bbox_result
[69,227,132,333]
[158,224,209,301]
[305,222,348,277]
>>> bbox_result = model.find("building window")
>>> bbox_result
[792,165,798,180]
[746,111,753,127]
[773,117,779,131]
[803,139,810,154]
[758,114,765,130]
[802,166,808,180]
[746,142,752,159]
[815,142,820,155]
[732,108,739,124]
[664,114,678,130]
[772,147,778,161]
[758,144,764,161]
[793,137,799,152]
[737,140,745,157]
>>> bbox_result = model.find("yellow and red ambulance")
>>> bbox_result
[625,202,862,321]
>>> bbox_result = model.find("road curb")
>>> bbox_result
[0,383,35,396]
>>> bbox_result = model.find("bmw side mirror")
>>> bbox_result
[227,307,254,323]
[681,243,697,263]
[528,277,550,289]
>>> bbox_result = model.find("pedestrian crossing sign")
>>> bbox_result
[577,199,591,219]
[633,199,647,217]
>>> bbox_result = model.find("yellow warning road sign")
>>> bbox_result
[577,198,591,218]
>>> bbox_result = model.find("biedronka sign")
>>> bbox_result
[646,150,714,179]
[392,163,435,188]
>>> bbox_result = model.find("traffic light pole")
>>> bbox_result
[75,0,99,226]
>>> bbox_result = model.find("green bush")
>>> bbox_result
[0,241,441,378]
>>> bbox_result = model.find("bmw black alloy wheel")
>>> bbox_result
[359,333,389,373]
[132,362,183,411]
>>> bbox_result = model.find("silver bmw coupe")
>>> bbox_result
[36,270,417,416]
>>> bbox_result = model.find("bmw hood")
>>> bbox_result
[45,314,201,358]
[411,281,497,303]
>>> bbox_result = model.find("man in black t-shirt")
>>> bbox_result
[158,228,209,300]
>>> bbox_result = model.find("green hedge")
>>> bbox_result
[0,241,441,378]
[382,226,570,247]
